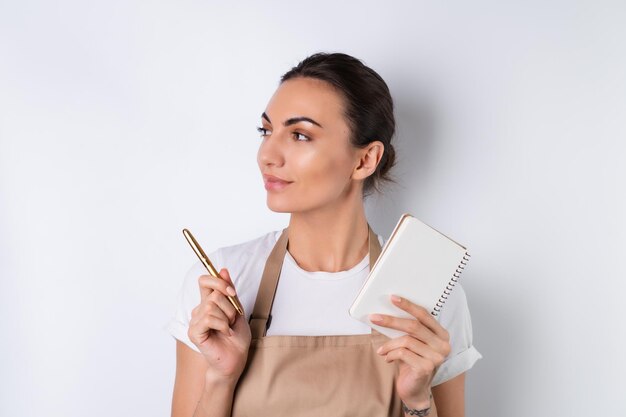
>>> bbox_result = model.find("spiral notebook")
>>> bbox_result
[349,213,471,339]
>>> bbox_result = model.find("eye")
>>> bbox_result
[256,126,271,138]
[293,131,311,142]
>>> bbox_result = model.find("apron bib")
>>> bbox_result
[231,224,402,416]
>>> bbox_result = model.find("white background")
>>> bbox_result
[1,1,625,416]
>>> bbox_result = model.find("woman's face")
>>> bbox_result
[257,77,363,213]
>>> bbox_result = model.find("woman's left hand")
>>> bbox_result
[369,295,451,409]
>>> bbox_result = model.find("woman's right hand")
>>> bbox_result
[188,268,251,384]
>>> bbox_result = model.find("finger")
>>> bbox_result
[218,268,245,317]
[384,347,436,378]
[219,268,235,286]
[197,274,214,301]
[189,311,231,341]
[193,293,235,323]
[208,289,238,325]
[206,300,232,325]
[192,297,231,325]
[198,273,237,302]
[390,295,450,342]
[377,335,447,366]
[369,314,443,352]
[207,310,234,336]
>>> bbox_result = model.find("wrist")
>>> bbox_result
[402,391,432,416]
[204,372,239,392]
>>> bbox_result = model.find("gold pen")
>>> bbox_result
[182,228,244,316]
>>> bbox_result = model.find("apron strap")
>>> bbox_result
[249,227,289,339]
[368,223,382,269]
[249,223,382,339]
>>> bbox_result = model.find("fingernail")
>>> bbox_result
[227,286,236,296]
[370,314,383,323]
[391,295,401,303]
[376,346,383,354]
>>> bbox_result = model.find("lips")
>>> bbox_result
[263,174,293,191]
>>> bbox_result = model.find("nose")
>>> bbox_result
[257,131,285,169]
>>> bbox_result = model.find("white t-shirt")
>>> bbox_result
[164,229,482,386]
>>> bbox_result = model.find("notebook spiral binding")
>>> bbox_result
[432,252,471,317]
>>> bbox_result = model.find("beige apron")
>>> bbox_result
[231,224,402,416]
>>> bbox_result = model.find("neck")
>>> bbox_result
[286,194,370,273]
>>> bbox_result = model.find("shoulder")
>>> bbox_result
[214,229,283,291]
[217,229,284,320]
[218,229,282,265]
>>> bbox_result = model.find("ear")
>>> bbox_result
[352,141,384,181]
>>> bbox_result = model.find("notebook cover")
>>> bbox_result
[349,213,469,339]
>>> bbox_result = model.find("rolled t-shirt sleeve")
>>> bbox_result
[163,249,222,353]
[431,283,482,386]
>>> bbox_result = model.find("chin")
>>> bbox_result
[266,194,293,213]
[266,192,335,214]
[267,203,293,213]
[266,191,318,213]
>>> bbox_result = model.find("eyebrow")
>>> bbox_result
[262,112,323,128]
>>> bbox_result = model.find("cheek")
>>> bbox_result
[290,146,352,187]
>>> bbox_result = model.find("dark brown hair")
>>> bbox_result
[281,52,396,197]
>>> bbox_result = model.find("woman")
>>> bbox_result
[167,52,482,416]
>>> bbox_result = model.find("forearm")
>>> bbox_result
[193,375,237,417]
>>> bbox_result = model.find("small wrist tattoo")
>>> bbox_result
[401,394,432,416]
[401,402,431,416]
